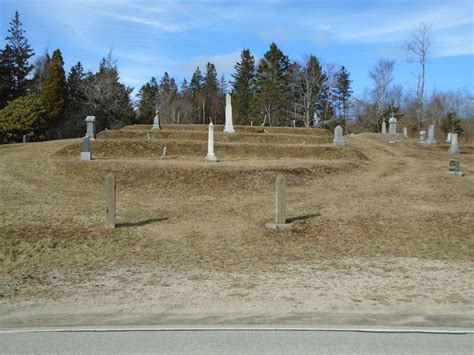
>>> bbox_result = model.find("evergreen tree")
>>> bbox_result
[4,11,35,99]
[0,45,16,108]
[158,72,178,122]
[204,62,220,123]
[190,66,204,123]
[254,43,290,126]
[231,49,255,124]
[41,49,67,135]
[63,61,87,136]
[334,66,352,132]
[441,111,463,135]
[136,77,159,123]
[81,53,135,131]
[0,94,47,143]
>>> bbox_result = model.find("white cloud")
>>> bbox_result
[181,50,243,76]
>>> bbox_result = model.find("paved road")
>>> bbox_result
[1,329,473,354]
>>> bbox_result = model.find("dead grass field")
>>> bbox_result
[0,124,473,327]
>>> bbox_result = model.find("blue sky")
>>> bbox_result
[1,0,473,98]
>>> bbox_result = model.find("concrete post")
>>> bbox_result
[275,175,286,224]
[106,174,116,229]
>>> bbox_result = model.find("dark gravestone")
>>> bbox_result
[81,136,91,161]
[448,160,464,176]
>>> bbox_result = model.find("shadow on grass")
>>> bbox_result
[117,217,168,228]
[286,213,320,223]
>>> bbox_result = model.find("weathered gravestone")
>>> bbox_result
[80,136,91,161]
[419,131,427,144]
[22,135,29,143]
[389,115,397,135]
[403,127,408,139]
[448,160,464,176]
[446,132,452,143]
[381,120,387,134]
[223,93,235,133]
[265,175,293,230]
[152,110,161,130]
[85,116,96,140]
[106,174,116,228]
[161,146,168,160]
[333,125,345,146]
[205,122,217,162]
[426,124,437,144]
[449,133,460,155]
[292,120,296,128]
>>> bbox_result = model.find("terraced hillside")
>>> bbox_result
[0,124,473,328]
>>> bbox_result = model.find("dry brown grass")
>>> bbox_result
[1,128,474,301]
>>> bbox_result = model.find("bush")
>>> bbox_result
[0,94,47,143]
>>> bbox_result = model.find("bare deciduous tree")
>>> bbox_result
[369,58,395,130]
[405,22,431,130]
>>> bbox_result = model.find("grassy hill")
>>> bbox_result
[0,124,473,312]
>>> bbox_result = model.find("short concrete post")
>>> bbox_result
[161,146,168,160]
[381,120,387,134]
[292,119,296,128]
[106,174,116,229]
[250,121,253,127]
[275,175,286,224]
[22,135,29,143]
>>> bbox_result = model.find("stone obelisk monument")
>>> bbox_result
[223,93,235,133]
[206,122,217,162]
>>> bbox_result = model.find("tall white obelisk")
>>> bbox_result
[223,93,235,133]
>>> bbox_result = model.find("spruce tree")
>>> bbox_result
[0,45,16,108]
[136,77,159,123]
[4,11,35,98]
[204,62,220,123]
[254,43,290,125]
[190,67,204,123]
[41,49,67,132]
[231,49,255,124]
[441,111,463,135]
[334,66,352,132]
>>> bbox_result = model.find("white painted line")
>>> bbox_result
[1,327,473,334]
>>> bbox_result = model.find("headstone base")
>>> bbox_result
[205,153,217,162]
[265,222,294,230]
[448,171,464,177]
[449,147,460,155]
[80,152,91,161]
[426,139,437,145]
[333,139,345,147]
[152,124,161,130]
[223,126,235,134]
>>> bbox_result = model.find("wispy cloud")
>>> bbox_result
[180,50,243,76]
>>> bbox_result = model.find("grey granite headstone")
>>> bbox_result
[448,160,464,176]
[403,127,408,139]
[449,133,460,155]
[426,124,437,144]
[85,116,96,140]
[381,120,387,134]
[419,131,427,144]
[446,132,452,143]
[80,136,91,160]
[333,125,345,146]
[22,135,29,143]
[389,115,397,135]
[152,110,161,130]
[292,119,296,128]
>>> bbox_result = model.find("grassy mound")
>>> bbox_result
[97,129,332,144]
[56,138,369,161]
